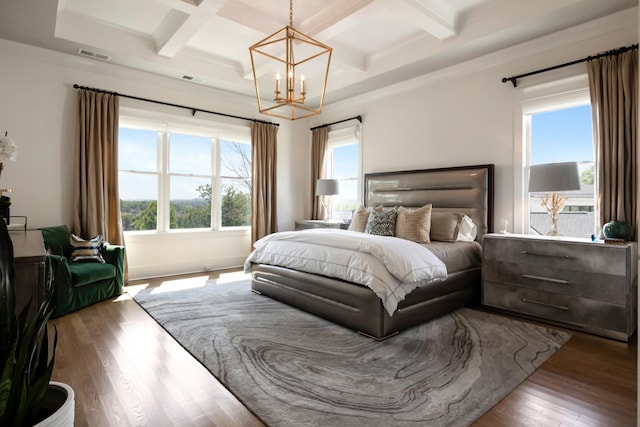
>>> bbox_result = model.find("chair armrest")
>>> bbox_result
[47,253,69,269]
[46,254,72,288]
[102,245,125,290]
[101,245,124,266]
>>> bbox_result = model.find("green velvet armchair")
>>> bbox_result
[39,225,125,318]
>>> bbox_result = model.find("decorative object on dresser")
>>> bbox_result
[0,132,18,223]
[295,219,348,230]
[482,233,637,341]
[528,162,581,236]
[7,215,27,231]
[315,178,339,220]
[602,220,633,241]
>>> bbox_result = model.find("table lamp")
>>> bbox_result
[528,162,581,236]
[316,179,339,221]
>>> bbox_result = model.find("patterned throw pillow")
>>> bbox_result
[365,207,398,236]
[395,204,432,243]
[70,234,106,263]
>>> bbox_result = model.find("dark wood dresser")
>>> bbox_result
[10,230,46,319]
[482,233,637,341]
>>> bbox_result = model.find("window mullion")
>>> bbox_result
[212,137,220,230]
[157,131,170,233]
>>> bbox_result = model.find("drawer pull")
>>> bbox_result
[521,298,569,311]
[521,274,571,285]
[521,250,571,259]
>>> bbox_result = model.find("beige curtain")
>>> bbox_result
[311,127,329,220]
[588,49,638,238]
[251,122,279,244]
[72,90,125,250]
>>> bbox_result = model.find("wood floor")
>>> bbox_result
[50,269,637,427]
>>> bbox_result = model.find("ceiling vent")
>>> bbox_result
[180,75,204,83]
[77,48,111,61]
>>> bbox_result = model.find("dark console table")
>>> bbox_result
[10,230,46,320]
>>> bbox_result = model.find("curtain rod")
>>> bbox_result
[310,115,362,131]
[72,84,279,127]
[501,43,638,87]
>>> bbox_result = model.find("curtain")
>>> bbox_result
[588,49,638,238]
[310,127,329,220]
[72,90,126,253]
[251,122,279,244]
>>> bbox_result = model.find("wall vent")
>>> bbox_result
[180,75,204,83]
[77,48,111,61]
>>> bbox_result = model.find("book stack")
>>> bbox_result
[604,238,627,245]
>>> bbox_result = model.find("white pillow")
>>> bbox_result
[456,215,477,242]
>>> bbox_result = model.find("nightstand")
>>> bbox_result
[295,220,349,230]
[482,233,637,341]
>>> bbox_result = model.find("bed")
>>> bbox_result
[246,164,494,340]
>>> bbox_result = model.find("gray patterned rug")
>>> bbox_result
[132,278,570,427]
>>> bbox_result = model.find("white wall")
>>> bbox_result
[0,40,306,279]
[313,8,637,235]
[0,8,636,279]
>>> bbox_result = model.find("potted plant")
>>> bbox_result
[0,220,74,426]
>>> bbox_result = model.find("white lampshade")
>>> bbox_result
[528,162,581,193]
[316,179,339,196]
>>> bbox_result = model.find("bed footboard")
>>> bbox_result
[250,264,480,340]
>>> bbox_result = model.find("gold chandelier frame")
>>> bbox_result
[249,0,332,120]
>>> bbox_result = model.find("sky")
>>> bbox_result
[531,104,594,165]
[119,128,251,200]
[119,104,593,202]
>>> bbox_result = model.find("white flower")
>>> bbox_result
[0,135,18,162]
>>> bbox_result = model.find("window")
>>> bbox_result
[522,76,595,238]
[325,125,361,220]
[119,115,251,232]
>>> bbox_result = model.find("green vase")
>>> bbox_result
[602,221,633,240]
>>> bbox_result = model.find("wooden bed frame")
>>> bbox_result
[250,164,494,339]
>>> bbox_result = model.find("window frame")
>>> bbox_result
[519,74,595,236]
[119,110,251,234]
[324,124,362,220]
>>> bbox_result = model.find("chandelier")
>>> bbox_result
[249,0,332,120]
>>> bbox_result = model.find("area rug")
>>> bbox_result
[132,278,571,427]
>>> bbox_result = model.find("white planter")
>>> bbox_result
[33,382,75,427]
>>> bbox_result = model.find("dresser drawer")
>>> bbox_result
[483,261,628,305]
[484,237,627,276]
[483,282,628,334]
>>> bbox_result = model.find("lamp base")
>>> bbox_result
[320,196,333,221]
[541,192,566,237]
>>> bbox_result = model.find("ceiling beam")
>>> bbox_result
[395,0,458,40]
[152,0,225,58]
[154,10,203,57]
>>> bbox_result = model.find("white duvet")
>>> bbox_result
[244,228,447,315]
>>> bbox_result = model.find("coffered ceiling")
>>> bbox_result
[0,0,636,106]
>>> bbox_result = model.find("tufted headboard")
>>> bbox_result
[364,164,494,241]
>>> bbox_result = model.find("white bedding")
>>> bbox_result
[244,228,447,315]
